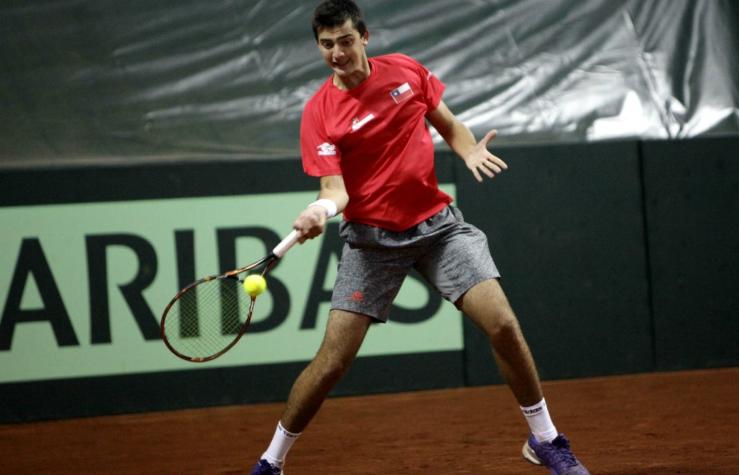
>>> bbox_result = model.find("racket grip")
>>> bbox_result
[273,229,300,257]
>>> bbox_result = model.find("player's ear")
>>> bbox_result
[362,30,369,45]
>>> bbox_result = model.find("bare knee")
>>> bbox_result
[311,349,354,386]
[307,310,371,385]
[459,280,523,344]
[484,309,522,345]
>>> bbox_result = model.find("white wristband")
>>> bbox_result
[308,198,338,218]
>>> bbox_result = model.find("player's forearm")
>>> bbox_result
[439,119,478,163]
[427,101,478,163]
[316,175,349,215]
[317,190,348,214]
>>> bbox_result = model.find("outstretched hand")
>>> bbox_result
[464,129,508,183]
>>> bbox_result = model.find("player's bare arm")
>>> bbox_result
[294,174,348,242]
[427,100,508,183]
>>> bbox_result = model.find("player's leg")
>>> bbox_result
[252,229,414,474]
[251,309,372,474]
[413,208,542,403]
[456,278,543,406]
[415,207,590,474]
[459,282,590,474]
[281,309,373,432]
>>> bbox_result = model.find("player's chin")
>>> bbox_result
[332,63,352,76]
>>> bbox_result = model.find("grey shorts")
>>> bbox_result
[331,206,500,322]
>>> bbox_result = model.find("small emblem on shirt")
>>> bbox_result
[317,142,337,156]
[390,82,413,104]
[351,113,375,132]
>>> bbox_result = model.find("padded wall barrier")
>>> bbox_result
[1,137,737,422]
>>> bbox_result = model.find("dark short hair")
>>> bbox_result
[312,0,367,41]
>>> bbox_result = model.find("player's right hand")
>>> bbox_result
[293,205,328,243]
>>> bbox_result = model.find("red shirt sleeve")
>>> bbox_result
[300,96,342,177]
[417,60,445,111]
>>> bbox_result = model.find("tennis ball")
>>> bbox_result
[243,274,267,297]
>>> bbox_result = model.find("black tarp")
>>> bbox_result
[1,0,737,166]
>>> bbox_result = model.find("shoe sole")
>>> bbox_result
[522,441,543,466]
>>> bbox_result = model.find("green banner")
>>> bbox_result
[0,189,462,383]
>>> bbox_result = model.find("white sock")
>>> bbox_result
[261,422,301,467]
[520,399,558,443]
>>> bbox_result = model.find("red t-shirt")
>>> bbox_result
[300,53,453,231]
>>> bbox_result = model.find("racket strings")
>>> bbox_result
[164,277,251,359]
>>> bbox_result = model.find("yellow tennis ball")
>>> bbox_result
[243,274,267,297]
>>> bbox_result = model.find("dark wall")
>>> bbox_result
[457,141,653,384]
[457,137,739,384]
[641,137,739,371]
[1,136,737,422]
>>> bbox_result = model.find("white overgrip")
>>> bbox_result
[272,229,300,257]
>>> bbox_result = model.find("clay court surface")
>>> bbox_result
[1,367,737,474]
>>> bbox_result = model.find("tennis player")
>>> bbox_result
[251,1,590,474]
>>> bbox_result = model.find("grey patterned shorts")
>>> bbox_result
[330,206,500,322]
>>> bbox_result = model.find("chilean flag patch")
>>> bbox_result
[390,82,413,104]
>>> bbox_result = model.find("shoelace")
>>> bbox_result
[544,438,578,467]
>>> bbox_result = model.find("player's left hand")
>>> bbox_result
[464,129,508,183]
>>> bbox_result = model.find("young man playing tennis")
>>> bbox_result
[251,1,590,474]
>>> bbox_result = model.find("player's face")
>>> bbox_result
[316,19,369,81]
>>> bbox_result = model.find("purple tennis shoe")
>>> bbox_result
[250,459,283,475]
[523,433,590,475]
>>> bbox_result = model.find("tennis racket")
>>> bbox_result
[160,230,300,363]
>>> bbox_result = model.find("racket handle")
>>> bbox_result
[273,229,300,257]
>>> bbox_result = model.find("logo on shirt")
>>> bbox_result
[351,113,375,132]
[390,82,414,104]
[317,142,337,156]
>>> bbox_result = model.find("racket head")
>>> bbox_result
[160,257,273,362]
